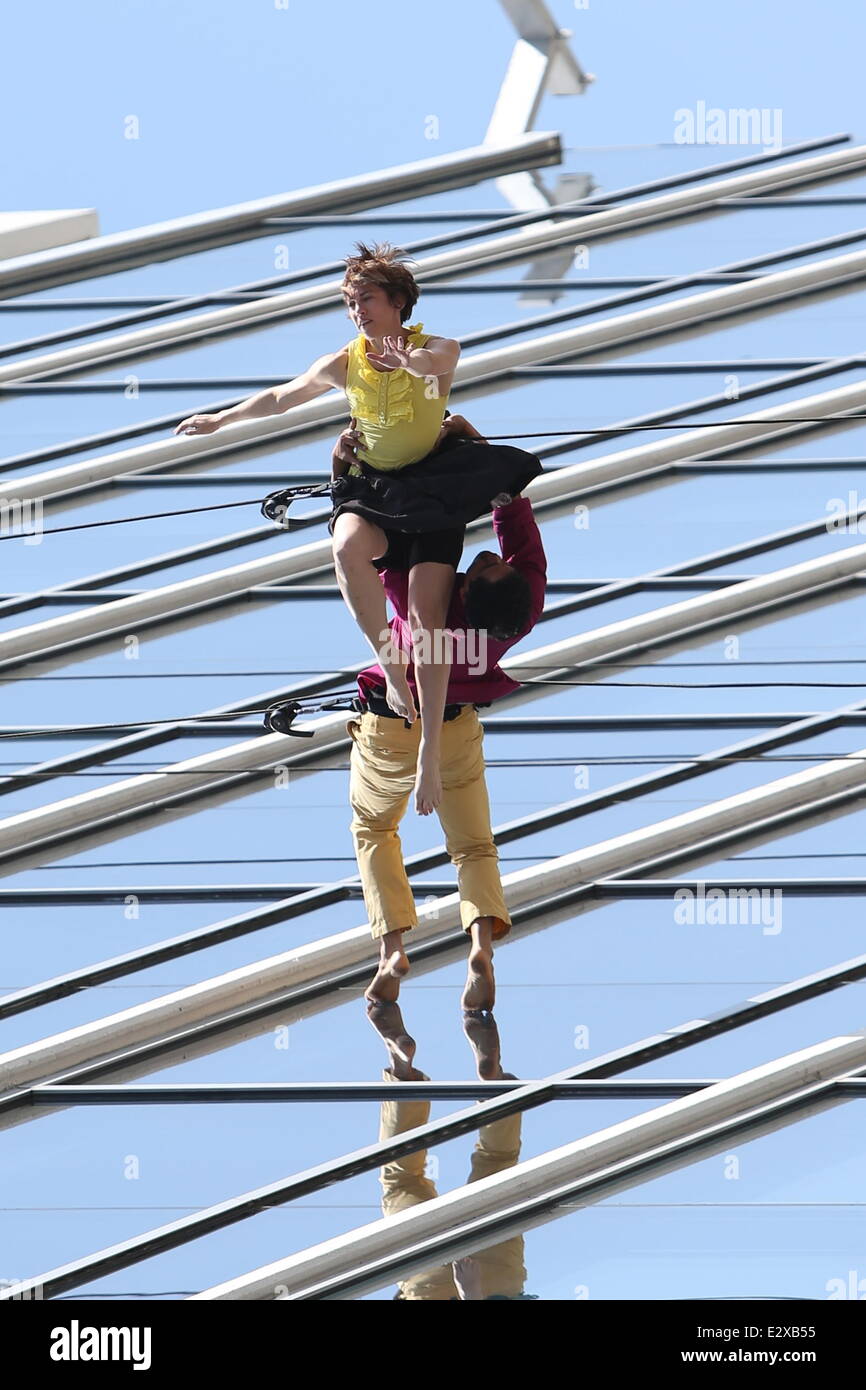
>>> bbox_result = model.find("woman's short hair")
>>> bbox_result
[342,241,420,323]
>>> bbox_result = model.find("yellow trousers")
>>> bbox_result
[347,705,511,941]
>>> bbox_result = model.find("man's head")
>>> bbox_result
[341,242,420,337]
[460,550,533,642]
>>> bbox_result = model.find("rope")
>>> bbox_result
[2,658,866,681]
[1,411,865,541]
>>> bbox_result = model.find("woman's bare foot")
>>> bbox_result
[382,664,417,722]
[366,1000,417,1075]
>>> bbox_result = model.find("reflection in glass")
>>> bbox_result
[368,1003,534,1299]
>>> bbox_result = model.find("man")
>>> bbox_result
[335,413,548,1015]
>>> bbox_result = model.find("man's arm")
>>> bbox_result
[493,496,547,630]
[174,347,348,435]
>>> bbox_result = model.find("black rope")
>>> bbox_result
[0,691,358,741]
[2,681,866,740]
[2,411,866,541]
[19,851,866,870]
[2,658,866,681]
[1,752,866,781]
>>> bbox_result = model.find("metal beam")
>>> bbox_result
[190,1035,866,1299]
[3,342,866,686]
[2,520,866,861]
[3,139,865,398]
[30,1078,708,1104]
[0,133,561,296]
[4,718,866,1098]
[3,215,864,492]
[4,953,865,1299]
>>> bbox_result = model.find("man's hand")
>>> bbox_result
[331,416,365,478]
[435,413,488,448]
[174,413,223,436]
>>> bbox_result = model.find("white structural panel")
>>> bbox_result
[0,529,865,855]
[1,360,866,681]
[2,726,866,1096]
[4,242,866,507]
[0,133,560,292]
[190,1034,866,1299]
[2,139,864,395]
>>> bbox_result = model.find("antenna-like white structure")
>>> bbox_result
[485,0,594,213]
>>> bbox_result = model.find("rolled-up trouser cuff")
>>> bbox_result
[457,875,511,941]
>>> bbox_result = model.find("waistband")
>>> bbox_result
[353,688,467,722]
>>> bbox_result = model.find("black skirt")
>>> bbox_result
[328,434,542,535]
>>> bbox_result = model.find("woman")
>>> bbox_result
[175,242,540,813]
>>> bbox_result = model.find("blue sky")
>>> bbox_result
[2,0,862,230]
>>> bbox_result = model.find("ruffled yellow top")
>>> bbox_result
[344,321,450,473]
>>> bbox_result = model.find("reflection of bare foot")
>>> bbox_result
[461,940,495,1011]
[365,944,410,1005]
[462,1007,503,1080]
[382,665,416,722]
[366,1000,417,1076]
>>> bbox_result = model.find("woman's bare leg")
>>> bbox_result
[332,513,417,721]
[407,561,454,815]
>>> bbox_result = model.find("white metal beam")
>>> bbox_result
[191,1034,866,1299]
[5,242,866,512]
[0,530,866,859]
[487,1,592,210]
[2,708,866,1096]
[2,140,864,392]
[0,133,560,294]
[2,367,866,669]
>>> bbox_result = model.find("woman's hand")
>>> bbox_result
[365,335,416,371]
[174,413,223,436]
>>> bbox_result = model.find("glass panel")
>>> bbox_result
[628,980,866,1079]
[0,1095,654,1298]
[696,799,866,878]
[360,1098,866,1300]
[0,593,365,728]
[602,282,866,362]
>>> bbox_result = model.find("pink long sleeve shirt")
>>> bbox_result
[357,497,547,707]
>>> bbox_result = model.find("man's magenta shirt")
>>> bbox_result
[357,497,547,706]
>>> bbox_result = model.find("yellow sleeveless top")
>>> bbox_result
[344,321,449,473]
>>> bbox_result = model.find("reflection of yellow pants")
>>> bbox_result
[346,706,511,941]
[379,1070,527,1300]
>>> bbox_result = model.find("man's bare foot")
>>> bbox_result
[365,944,410,1004]
[462,1007,503,1080]
[382,665,417,722]
[414,760,442,816]
[366,1000,417,1076]
[461,940,495,1011]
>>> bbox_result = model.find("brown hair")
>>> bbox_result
[341,241,420,323]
